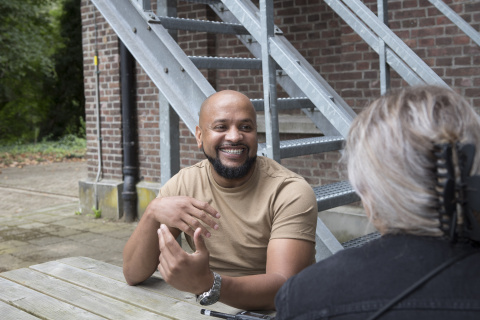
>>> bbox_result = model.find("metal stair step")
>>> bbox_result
[342,232,381,249]
[149,16,249,35]
[313,180,360,212]
[258,136,344,159]
[251,97,315,111]
[189,56,262,69]
[180,0,222,4]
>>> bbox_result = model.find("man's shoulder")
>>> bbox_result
[257,156,305,182]
[176,159,209,175]
[164,159,209,187]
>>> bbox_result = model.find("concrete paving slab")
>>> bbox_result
[0,254,30,272]
[0,161,138,273]
[0,162,86,196]
[0,187,79,214]
[0,240,29,251]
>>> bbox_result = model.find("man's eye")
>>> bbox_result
[214,126,226,130]
[240,125,252,131]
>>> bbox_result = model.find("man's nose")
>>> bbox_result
[225,128,242,142]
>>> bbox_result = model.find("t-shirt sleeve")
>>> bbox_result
[157,171,182,198]
[270,178,318,243]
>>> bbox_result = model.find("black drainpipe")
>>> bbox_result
[120,40,138,222]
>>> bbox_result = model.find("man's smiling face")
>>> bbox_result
[195,90,258,187]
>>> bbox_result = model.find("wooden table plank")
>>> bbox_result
[30,260,223,319]
[0,277,105,320]
[0,300,41,319]
[48,256,245,315]
[56,256,189,301]
[0,268,169,320]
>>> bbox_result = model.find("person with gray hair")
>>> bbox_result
[275,85,480,320]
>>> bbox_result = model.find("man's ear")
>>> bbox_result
[195,125,202,149]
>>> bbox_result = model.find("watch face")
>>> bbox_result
[199,291,220,306]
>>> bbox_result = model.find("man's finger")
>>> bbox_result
[157,227,168,258]
[158,224,181,260]
[157,257,168,280]
[193,227,207,254]
[176,220,196,238]
[191,199,221,219]
[188,207,220,233]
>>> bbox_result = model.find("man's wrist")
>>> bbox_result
[196,270,215,295]
[196,271,222,306]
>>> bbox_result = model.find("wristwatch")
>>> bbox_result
[196,272,222,306]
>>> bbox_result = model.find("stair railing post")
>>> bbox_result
[157,0,180,185]
[260,0,280,162]
[378,0,390,95]
[133,0,151,11]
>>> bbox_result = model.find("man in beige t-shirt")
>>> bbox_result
[123,90,318,310]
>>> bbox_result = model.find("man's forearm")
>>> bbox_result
[219,273,287,310]
[216,239,315,310]
[123,211,161,285]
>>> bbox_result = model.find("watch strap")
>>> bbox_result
[196,271,222,306]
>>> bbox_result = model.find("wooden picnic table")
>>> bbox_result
[0,256,275,319]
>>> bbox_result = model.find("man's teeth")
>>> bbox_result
[223,149,243,154]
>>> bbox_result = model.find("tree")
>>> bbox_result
[0,0,84,143]
[0,0,58,142]
[45,0,85,139]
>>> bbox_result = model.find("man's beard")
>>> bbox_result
[202,146,257,180]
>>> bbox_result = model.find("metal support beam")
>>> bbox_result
[91,0,215,135]
[219,0,354,137]
[332,0,448,87]
[133,0,151,11]
[378,0,390,95]
[429,0,480,47]
[157,0,181,185]
[209,1,346,136]
[315,217,344,261]
[160,94,180,185]
[260,0,280,162]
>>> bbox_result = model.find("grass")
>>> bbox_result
[0,135,86,168]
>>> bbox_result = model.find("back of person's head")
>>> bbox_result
[344,85,480,237]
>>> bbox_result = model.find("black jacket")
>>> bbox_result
[275,234,480,320]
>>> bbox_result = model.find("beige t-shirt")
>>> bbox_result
[158,156,318,277]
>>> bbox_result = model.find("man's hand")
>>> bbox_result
[150,196,220,238]
[157,224,214,295]
[123,196,220,286]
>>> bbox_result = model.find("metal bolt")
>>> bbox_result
[164,67,168,73]
[180,67,185,72]
[132,27,137,33]
[147,26,151,31]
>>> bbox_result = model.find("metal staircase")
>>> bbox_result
[90,0,478,261]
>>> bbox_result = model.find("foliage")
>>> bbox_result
[0,0,58,142]
[90,206,102,219]
[0,134,86,168]
[0,0,84,143]
[46,0,85,139]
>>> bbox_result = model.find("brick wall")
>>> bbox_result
[80,0,480,188]
[81,1,123,180]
